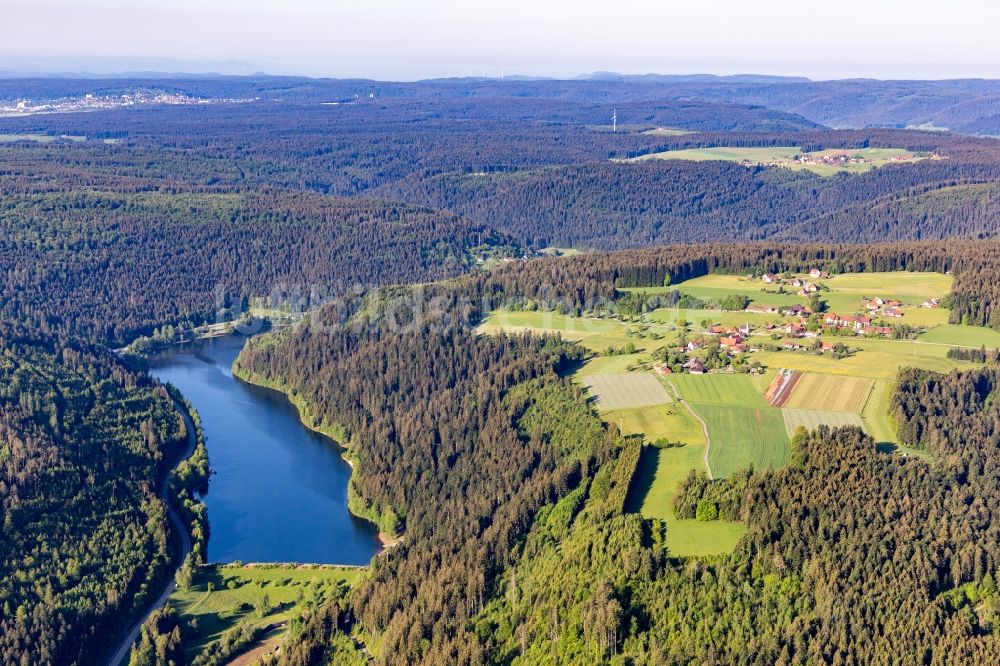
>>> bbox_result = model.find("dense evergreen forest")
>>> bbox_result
[0,173,502,343]
[0,324,186,664]
[235,249,1000,664]
[5,75,1000,134]
[5,77,1000,664]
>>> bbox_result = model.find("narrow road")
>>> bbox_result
[667,382,714,481]
[104,398,198,666]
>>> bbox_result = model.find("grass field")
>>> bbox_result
[604,403,706,445]
[626,146,928,175]
[781,408,864,437]
[643,307,792,328]
[783,373,873,412]
[576,353,649,375]
[627,272,954,325]
[626,445,745,557]
[694,404,790,478]
[861,380,897,445]
[169,564,365,660]
[583,372,673,409]
[478,310,673,354]
[669,374,768,407]
[627,275,807,308]
[478,310,615,338]
[642,127,696,137]
[819,271,952,313]
[0,133,87,143]
[755,337,975,379]
[919,324,1000,348]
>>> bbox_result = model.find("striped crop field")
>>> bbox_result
[764,369,801,407]
[781,408,865,437]
[861,380,898,444]
[783,373,873,413]
[696,404,790,478]
[582,372,673,410]
[669,374,768,408]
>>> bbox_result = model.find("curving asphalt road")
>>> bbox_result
[104,398,197,666]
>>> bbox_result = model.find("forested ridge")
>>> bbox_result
[5,78,1000,665]
[453,240,1000,332]
[0,324,187,664]
[7,75,1000,135]
[234,251,1000,664]
[235,294,618,664]
[377,130,1000,248]
[0,177,501,343]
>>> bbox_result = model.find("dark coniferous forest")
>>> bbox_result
[3,76,1000,665]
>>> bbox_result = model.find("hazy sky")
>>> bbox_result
[4,0,1000,80]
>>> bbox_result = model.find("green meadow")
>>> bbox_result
[168,563,365,660]
[626,146,928,175]
[626,445,745,557]
[477,267,995,559]
[669,374,768,408]
[604,403,706,445]
[919,324,1000,348]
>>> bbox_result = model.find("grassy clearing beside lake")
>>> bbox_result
[168,563,364,661]
[626,445,745,557]
[695,404,790,478]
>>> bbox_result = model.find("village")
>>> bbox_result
[655,269,940,375]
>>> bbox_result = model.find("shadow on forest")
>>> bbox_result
[623,445,658,514]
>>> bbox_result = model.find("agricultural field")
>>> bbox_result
[919,324,1000,348]
[695,404,791,478]
[0,132,87,143]
[781,408,864,437]
[604,403,706,445]
[582,372,672,409]
[626,145,930,175]
[782,373,873,412]
[861,380,897,445]
[577,353,649,375]
[754,338,974,380]
[642,127,695,137]
[626,445,745,557]
[669,374,768,407]
[478,309,672,354]
[819,271,952,313]
[644,307,793,329]
[168,563,365,661]
[626,275,807,308]
[630,272,953,330]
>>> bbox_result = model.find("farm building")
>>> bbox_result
[683,358,705,374]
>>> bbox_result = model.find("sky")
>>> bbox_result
[3,0,1000,80]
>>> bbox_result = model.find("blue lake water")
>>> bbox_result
[148,335,381,565]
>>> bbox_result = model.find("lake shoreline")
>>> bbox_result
[230,353,401,552]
